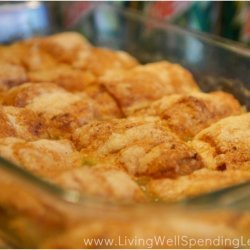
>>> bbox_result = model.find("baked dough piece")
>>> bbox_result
[101,61,200,115]
[0,137,81,178]
[0,40,57,71]
[28,32,137,87]
[1,32,138,92]
[0,106,48,140]
[28,64,95,92]
[0,44,24,65]
[37,32,91,65]
[35,36,138,90]
[147,168,250,202]
[3,81,122,119]
[0,62,28,91]
[84,84,123,118]
[3,32,90,71]
[135,91,242,140]
[1,83,101,138]
[72,117,203,178]
[24,33,92,91]
[20,33,95,91]
[2,82,122,136]
[72,47,139,76]
[192,113,250,171]
[1,82,66,107]
[21,43,57,72]
[54,165,145,202]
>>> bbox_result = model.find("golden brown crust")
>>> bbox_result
[0,62,28,91]
[0,106,48,140]
[73,47,139,76]
[0,40,57,71]
[72,117,203,178]
[135,91,243,140]
[1,32,90,71]
[1,82,64,107]
[101,61,200,115]
[192,113,250,171]
[54,165,145,202]
[28,64,96,92]
[0,32,249,206]
[0,45,21,65]
[1,33,138,93]
[84,84,123,118]
[2,83,102,138]
[37,32,91,65]
[0,137,81,178]
[19,41,58,71]
[147,168,250,202]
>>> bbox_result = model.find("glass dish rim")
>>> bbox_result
[82,3,250,57]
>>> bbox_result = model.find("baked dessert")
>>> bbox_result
[133,91,243,140]
[0,62,28,91]
[0,137,81,178]
[54,165,145,202]
[0,32,249,204]
[0,32,138,93]
[28,65,96,92]
[1,82,114,138]
[100,61,200,115]
[147,168,250,202]
[0,106,48,140]
[192,113,250,171]
[0,32,250,249]
[72,116,203,178]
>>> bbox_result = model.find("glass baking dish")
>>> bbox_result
[0,3,250,248]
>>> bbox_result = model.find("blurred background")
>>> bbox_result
[1,1,250,47]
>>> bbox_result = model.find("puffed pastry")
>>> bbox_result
[0,62,28,91]
[54,165,145,202]
[2,83,101,138]
[192,113,250,171]
[101,61,200,115]
[0,137,81,178]
[147,168,250,202]
[134,91,242,140]
[0,106,48,140]
[0,32,249,205]
[72,117,203,178]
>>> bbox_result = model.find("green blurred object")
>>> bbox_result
[220,1,241,40]
[122,1,250,46]
[142,1,221,33]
